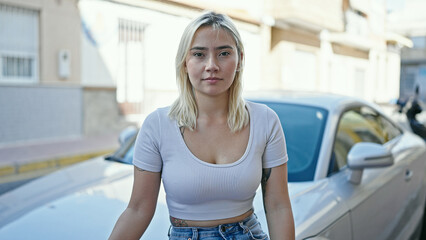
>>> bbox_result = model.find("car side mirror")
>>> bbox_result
[347,142,394,184]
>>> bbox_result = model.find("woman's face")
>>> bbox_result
[185,26,240,99]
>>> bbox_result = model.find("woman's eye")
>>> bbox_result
[219,52,230,57]
[193,52,204,57]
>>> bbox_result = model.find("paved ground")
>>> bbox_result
[0,132,121,193]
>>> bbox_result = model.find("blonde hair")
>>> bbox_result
[168,11,248,132]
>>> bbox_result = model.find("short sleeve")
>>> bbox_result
[132,110,162,172]
[262,107,288,168]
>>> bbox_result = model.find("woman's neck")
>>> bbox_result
[195,92,229,120]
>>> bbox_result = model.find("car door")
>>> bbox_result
[329,106,416,240]
[377,112,426,239]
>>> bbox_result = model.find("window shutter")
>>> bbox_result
[0,4,39,83]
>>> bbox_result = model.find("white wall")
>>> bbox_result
[79,0,263,113]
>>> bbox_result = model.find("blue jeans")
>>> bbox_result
[168,213,269,240]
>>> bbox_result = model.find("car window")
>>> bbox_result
[329,106,402,175]
[377,114,403,141]
[258,101,328,182]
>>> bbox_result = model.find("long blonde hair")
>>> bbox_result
[168,11,248,132]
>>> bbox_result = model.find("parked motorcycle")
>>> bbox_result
[396,86,426,140]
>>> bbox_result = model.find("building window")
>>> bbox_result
[2,55,33,77]
[0,4,39,83]
[400,69,416,100]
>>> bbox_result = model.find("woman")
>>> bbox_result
[109,11,295,240]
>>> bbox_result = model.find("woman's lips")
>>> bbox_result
[203,77,222,83]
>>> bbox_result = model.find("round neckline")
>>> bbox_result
[175,102,253,168]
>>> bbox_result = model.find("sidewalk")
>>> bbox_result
[0,132,121,184]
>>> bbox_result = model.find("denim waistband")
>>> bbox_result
[168,213,269,240]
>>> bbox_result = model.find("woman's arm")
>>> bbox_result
[109,166,161,240]
[262,163,295,240]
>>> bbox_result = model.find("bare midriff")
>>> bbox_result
[170,208,254,227]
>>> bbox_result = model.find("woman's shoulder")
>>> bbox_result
[141,106,172,125]
[156,106,171,116]
[246,100,275,115]
[246,101,281,127]
[146,106,171,117]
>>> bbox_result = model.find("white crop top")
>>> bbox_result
[133,101,288,221]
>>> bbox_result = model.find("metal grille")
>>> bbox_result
[118,18,145,43]
[2,55,33,77]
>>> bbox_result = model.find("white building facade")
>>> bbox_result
[262,0,410,104]
[0,0,409,144]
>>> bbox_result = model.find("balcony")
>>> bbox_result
[266,0,344,32]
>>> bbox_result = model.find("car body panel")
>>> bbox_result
[0,158,171,240]
[347,135,426,240]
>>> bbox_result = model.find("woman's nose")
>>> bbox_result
[205,56,219,72]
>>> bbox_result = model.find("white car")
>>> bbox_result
[0,92,425,240]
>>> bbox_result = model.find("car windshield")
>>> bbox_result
[107,102,328,182]
[105,132,136,165]
[256,101,328,182]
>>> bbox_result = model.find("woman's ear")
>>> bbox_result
[237,51,244,71]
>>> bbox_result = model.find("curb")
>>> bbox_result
[0,149,115,179]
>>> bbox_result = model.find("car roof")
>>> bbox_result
[245,90,374,112]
